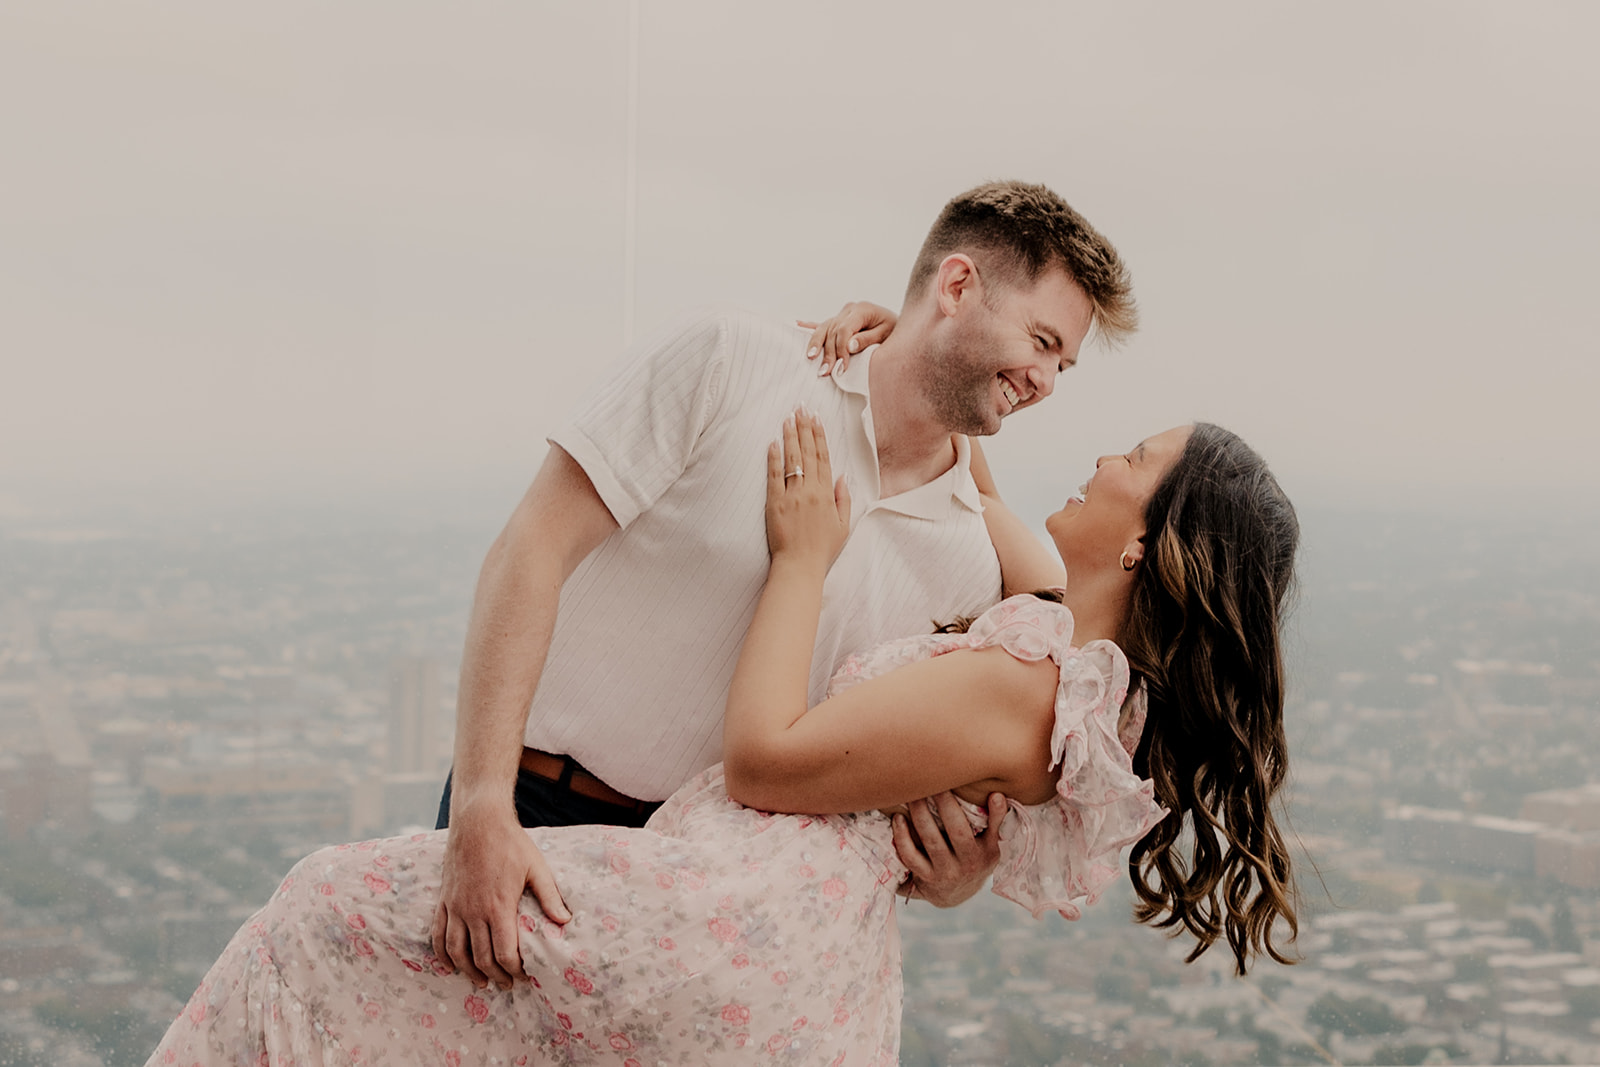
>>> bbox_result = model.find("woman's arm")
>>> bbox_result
[725,641,1059,813]
[966,438,1068,597]
[722,412,1059,815]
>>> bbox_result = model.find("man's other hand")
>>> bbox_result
[430,806,570,990]
[891,791,1006,908]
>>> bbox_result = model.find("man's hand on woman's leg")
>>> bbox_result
[430,806,570,991]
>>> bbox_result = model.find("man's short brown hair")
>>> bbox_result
[906,180,1138,345]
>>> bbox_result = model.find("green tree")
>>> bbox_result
[1306,992,1406,1037]
[1552,896,1581,953]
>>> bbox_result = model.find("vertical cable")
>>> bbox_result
[622,0,640,347]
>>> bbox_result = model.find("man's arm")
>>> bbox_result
[430,444,619,991]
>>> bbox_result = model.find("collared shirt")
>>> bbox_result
[532,308,1001,800]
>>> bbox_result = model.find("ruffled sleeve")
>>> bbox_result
[967,597,1169,920]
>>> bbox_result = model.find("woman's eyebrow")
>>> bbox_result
[1136,442,1148,463]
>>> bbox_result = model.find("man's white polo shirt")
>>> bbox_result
[528,308,1002,801]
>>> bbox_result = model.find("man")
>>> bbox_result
[432,180,1137,989]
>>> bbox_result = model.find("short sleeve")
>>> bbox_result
[549,311,732,529]
[959,597,1169,920]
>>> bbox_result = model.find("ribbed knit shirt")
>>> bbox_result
[529,308,1002,800]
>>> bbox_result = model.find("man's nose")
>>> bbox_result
[1028,361,1058,399]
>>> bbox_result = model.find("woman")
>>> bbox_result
[146,412,1298,1067]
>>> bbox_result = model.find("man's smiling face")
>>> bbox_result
[921,265,1095,436]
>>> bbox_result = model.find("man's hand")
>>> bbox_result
[892,791,1007,907]
[430,806,570,990]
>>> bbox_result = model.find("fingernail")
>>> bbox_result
[817,363,831,377]
[848,338,859,353]
[807,347,819,359]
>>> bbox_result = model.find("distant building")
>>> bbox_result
[388,657,442,775]
[1384,806,1540,873]
[0,675,92,838]
[1522,783,1600,833]
[141,753,347,836]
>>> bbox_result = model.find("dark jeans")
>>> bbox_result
[435,764,663,831]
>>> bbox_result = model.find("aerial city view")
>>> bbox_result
[4,6,1595,1066]
[1,500,1595,1066]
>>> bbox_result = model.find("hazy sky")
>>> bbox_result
[3,2,1595,523]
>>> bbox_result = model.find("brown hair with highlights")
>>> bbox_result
[905,180,1138,345]
[1120,423,1301,974]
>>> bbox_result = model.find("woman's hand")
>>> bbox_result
[766,410,850,570]
[797,301,898,378]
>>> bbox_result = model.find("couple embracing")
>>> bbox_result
[147,181,1299,1066]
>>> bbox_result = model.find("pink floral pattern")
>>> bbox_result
[147,596,1158,1065]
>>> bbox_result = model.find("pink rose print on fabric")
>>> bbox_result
[137,596,1150,1067]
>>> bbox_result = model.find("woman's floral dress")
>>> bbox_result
[146,596,1166,1066]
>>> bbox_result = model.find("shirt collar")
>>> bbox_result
[828,351,985,520]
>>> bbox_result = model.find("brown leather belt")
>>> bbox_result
[519,747,654,815]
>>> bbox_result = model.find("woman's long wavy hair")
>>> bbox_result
[1116,422,1300,973]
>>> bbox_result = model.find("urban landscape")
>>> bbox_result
[1,496,1597,1066]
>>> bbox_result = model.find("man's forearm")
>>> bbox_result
[447,528,566,820]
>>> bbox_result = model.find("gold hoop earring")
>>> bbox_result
[1120,550,1137,572]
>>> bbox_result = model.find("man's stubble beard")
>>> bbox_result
[921,317,1005,437]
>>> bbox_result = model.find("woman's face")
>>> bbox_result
[1045,425,1192,570]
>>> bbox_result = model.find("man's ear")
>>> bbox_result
[933,254,980,318]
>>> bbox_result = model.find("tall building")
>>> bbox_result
[387,656,442,775]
